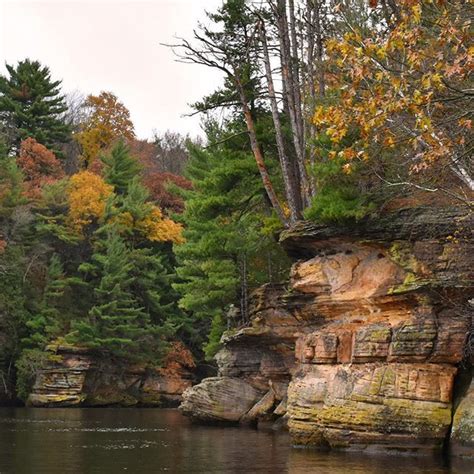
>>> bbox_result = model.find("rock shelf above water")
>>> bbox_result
[180,206,473,456]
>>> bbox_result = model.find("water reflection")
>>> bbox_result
[0,408,471,473]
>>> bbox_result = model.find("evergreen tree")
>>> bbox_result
[14,254,69,401]
[0,59,71,154]
[130,244,184,330]
[22,254,68,349]
[101,139,141,194]
[70,229,152,358]
[174,137,290,360]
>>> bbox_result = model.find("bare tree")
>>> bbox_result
[165,5,288,226]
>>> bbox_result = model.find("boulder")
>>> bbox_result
[180,377,263,422]
[451,375,474,457]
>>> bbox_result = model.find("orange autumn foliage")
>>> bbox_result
[17,138,64,198]
[66,171,113,233]
[128,138,192,214]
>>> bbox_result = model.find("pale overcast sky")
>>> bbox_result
[0,0,223,139]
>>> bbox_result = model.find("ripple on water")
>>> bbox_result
[0,408,472,474]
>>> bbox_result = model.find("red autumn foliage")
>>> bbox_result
[17,138,64,198]
[128,138,192,213]
[143,172,192,214]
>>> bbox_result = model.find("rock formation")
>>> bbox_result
[28,342,196,407]
[180,206,473,455]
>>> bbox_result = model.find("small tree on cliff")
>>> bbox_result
[15,254,69,402]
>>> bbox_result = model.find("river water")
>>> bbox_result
[0,408,472,473]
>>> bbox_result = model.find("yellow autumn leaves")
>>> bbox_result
[75,92,136,166]
[67,171,113,231]
[312,0,472,172]
[66,171,183,244]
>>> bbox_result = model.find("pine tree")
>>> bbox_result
[130,244,184,338]
[70,229,151,358]
[0,59,71,155]
[174,138,290,359]
[101,139,141,194]
[23,254,68,349]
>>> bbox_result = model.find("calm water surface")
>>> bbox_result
[0,408,472,473]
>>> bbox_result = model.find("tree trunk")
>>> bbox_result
[260,21,302,222]
[276,0,311,207]
[314,1,325,97]
[288,0,305,154]
[233,70,288,227]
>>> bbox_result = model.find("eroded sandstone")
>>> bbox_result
[28,342,196,407]
[181,206,473,455]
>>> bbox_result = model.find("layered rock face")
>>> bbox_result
[282,206,472,454]
[451,376,474,456]
[182,206,473,454]
[28,342,196,407]
[181,284,299,425]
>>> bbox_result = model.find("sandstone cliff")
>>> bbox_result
[180,206,473,455]
[28,342,196,407]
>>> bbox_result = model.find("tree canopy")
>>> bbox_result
[0,59,71,155]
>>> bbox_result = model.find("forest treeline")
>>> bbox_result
[0,0,472,400]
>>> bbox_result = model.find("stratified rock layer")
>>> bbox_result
[180,284,298,426]
[181,206,473,454]
[28,342,196,407]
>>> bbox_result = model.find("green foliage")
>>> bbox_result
[68,228,168,361]
[0,244,32,398]
[101,139,142,194]
[35,179,81,245]
[0,158,25,217]
[22,254,68,349]
[0,59,71,154]
[174,136,290,358]
[203,312,226,361]
[305,134,375,223]
[15,349,49,402]
[304,160,374,223]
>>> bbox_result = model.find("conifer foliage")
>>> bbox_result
[70,229,161,360]
[174,134,291,359]
[0,59,71,154]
